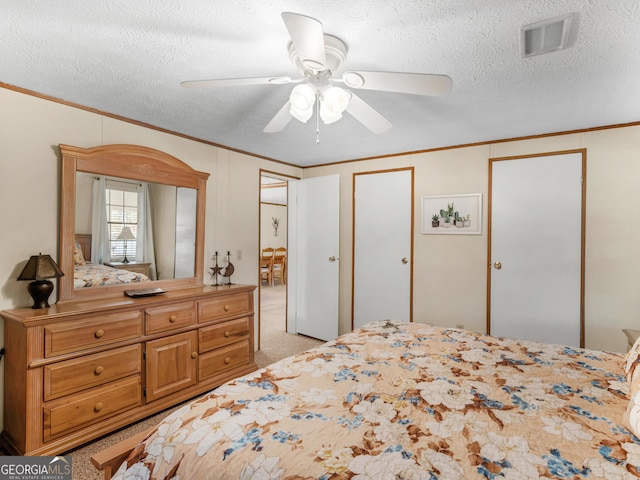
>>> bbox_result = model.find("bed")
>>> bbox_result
[96,320,640,479]
[74,234,150,288]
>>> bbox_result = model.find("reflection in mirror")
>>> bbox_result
[59,144,209,301]
[75,173,197,287]
[174,187,197,278]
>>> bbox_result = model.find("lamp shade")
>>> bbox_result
[117,226,136,241]
[322,86,350,114]
[17,254,64,309]
[289,84,315,123]
[17,254,64,281]
[319,86,350,124]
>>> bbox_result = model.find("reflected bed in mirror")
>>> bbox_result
[73,233,151,288]
[58,144,209,301]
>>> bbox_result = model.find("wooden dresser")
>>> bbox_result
[0,284,257,456]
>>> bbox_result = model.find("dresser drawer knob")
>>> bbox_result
[94,402,104,412]
[94,329,105,338]
[224,357,231,364]
[191,352,198,359]
[224,305,231,312]
[169,315,177,323]
[224,330,231,337]
[94,365,104,375]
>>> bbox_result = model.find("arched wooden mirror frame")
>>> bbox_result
[58,144,209,301]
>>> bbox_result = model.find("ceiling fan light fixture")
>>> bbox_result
[289,84,315,122]
[319,103,342,124]
[319,85,349,124]
[290,104,313,123]
[321,86,349,113]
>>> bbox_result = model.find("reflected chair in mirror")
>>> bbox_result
[272,247,286,285]
[260,248,274,286]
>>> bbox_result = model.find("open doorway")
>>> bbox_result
[258,171,291,349]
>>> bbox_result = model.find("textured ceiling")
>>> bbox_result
[2,0,639,167]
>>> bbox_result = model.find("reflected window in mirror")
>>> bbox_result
[106,179,140,264]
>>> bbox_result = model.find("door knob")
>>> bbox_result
[494,262,502,269]
[402,257,408,264]
[329,256,337,262]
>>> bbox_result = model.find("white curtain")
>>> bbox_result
[137,183,157,280]
[91,177,109,263]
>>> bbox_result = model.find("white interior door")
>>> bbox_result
[287,175,339,341]
[353,169,412,329]
[489,152,584,346]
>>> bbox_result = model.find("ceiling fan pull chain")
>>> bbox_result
[315,92,321,144]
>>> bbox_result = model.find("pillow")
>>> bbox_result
[73,242,86,266]
[624,385,640,438]
[624,336,640,384]
[623,336,640,437]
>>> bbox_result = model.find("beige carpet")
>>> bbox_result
[254,283,325,366]
[66,283,323,479]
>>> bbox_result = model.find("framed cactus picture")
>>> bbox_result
[421,193,482,234]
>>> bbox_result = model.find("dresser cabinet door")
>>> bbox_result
[145,331,198,402]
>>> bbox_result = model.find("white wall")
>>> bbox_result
[0,86,302,432]
[304,127,640,355]
[260,203,287,250]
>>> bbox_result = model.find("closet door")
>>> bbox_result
[353,168,413,329]
[488,151,585,347]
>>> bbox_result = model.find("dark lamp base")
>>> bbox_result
[28,279,54,309]
[122,256,130,264]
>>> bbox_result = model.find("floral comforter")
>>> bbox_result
[113,321,639,479]
[73,263,150,288]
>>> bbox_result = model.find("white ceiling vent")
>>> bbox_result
[520,13,576,58]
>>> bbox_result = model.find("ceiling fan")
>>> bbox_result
[181,12,453,135]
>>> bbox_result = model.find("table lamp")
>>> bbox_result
[17,254,64,309]
[117,226,136,263]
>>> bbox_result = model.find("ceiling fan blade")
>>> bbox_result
[345,92,392,134]
[263,101,293,133]
[181,76,293,89]
[281,12,327,71]
[342,71,453,96]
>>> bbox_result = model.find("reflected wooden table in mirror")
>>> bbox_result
[104,261,151,277]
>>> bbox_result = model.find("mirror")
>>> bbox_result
[75,172,198,282]
[59,144,209,301]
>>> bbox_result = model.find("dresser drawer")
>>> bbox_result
[43,376,141,441]
[199,317,250,353]
[199,340,250,381]
[145,301,196,335]
[44,311,143,357]
[44,344,142,401]
[198,293,250,323]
